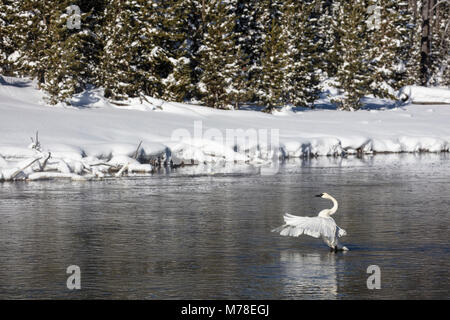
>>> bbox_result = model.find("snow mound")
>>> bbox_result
[398,86,450,104]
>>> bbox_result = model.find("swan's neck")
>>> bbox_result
[327,196,338,215]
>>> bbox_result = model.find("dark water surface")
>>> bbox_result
[0,154,449,299]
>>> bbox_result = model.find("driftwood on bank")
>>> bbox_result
[115,140,143,177]
[1,134,156,182]
[10,157,42,180]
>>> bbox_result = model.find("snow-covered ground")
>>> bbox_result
[0,75,449,181]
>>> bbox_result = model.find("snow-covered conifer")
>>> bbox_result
[330,0,372,110]
[98,0,171,102]
[282,0,321,107]
[197,0,247,109]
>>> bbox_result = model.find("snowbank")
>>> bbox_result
[398,86,450,104]
[1,76,450,181]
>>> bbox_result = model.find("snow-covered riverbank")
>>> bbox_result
[1,76,449,181]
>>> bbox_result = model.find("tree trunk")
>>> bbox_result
[421,0,435,85]
[421,0,430,85]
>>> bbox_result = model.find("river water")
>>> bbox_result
[0,154,449,299]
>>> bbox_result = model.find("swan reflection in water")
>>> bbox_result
[279,250,340,299]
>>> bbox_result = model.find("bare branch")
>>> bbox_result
[11,157,42,180]
[133,141,143,160]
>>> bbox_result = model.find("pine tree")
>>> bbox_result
[4,1,103,104]
[331,0,373,110]
[180,0,208,101]
[399,0,422,87]
[98,0,171,102]
[316,1,340,79]
[254,0,287,112]
[10,0,54,83]
[227,46,251,110]
[160,0,200,102]
[41,1,102,104]
[366,0,419,97]
[258,20,287,111]
[234,0,266,102]
[197,0,246,109]
[403,0,449,87]
[282,0,321,107]
[429,0,450,86]
[0,0,18,75]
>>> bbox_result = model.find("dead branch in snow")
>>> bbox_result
[89,162,115,167]
[133,141,143,160]
[40,152,52,171]
[115,163,129,177]
[11,157,42,180]
[30,131,42,152]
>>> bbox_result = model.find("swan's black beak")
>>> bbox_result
[315,194,323,198]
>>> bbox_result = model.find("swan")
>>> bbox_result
[272,193,348,252]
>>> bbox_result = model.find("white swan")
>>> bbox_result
[272,193,348,252]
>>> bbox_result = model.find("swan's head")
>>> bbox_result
[316,192,336,200]
[316,192,329,198]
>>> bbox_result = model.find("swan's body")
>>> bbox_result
[272,193,348,251]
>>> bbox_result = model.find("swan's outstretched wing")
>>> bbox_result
[272,213,337,239]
